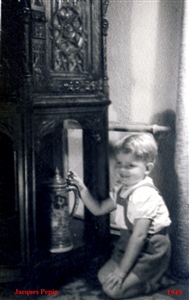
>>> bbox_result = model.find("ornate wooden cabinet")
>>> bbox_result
[0,0,110,284]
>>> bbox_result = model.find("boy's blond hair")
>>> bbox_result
[114,133,158,164]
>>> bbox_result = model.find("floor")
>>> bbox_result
[0,273,188,300]
[40,277,188,300]
[0,225,188,300]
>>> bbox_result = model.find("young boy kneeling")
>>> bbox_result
[69,133,174,299]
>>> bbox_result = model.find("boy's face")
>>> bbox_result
[115,151,151,187]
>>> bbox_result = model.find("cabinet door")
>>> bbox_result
[0,111,25,282]
[31,0,104,96]
[0,133,21,266]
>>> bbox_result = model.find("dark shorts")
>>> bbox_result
[112,229,171,283]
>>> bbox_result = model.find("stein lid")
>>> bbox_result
[45,168,67,188]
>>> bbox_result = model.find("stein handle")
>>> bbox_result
[67,185,80,217]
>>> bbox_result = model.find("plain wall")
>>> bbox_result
[107,0,183,124]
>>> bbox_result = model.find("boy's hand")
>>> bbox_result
[103,267,125,289]
[67,170,86,192]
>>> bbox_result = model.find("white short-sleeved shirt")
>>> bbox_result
[110,176,171,234]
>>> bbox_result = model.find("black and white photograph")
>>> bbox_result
[0,0,189,299]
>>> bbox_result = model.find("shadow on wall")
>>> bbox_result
[151,109,179,277]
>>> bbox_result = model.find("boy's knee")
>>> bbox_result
[97,268,103,284]
[97,259,118,285]
[98,269,123,299]
[102,284,123,299]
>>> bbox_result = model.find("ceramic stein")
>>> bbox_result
[46,169,79,253]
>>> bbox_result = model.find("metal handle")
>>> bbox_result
[67,185,80,216]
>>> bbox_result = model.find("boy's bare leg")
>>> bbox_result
[98,259,146,299]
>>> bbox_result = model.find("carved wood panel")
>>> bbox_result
[31,0,105,95]
[50,1,88,74]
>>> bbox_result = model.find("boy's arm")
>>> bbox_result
[69,171,116,216]
[118,218,151,274]
[80,188,116,216]
[104,218,151,288]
